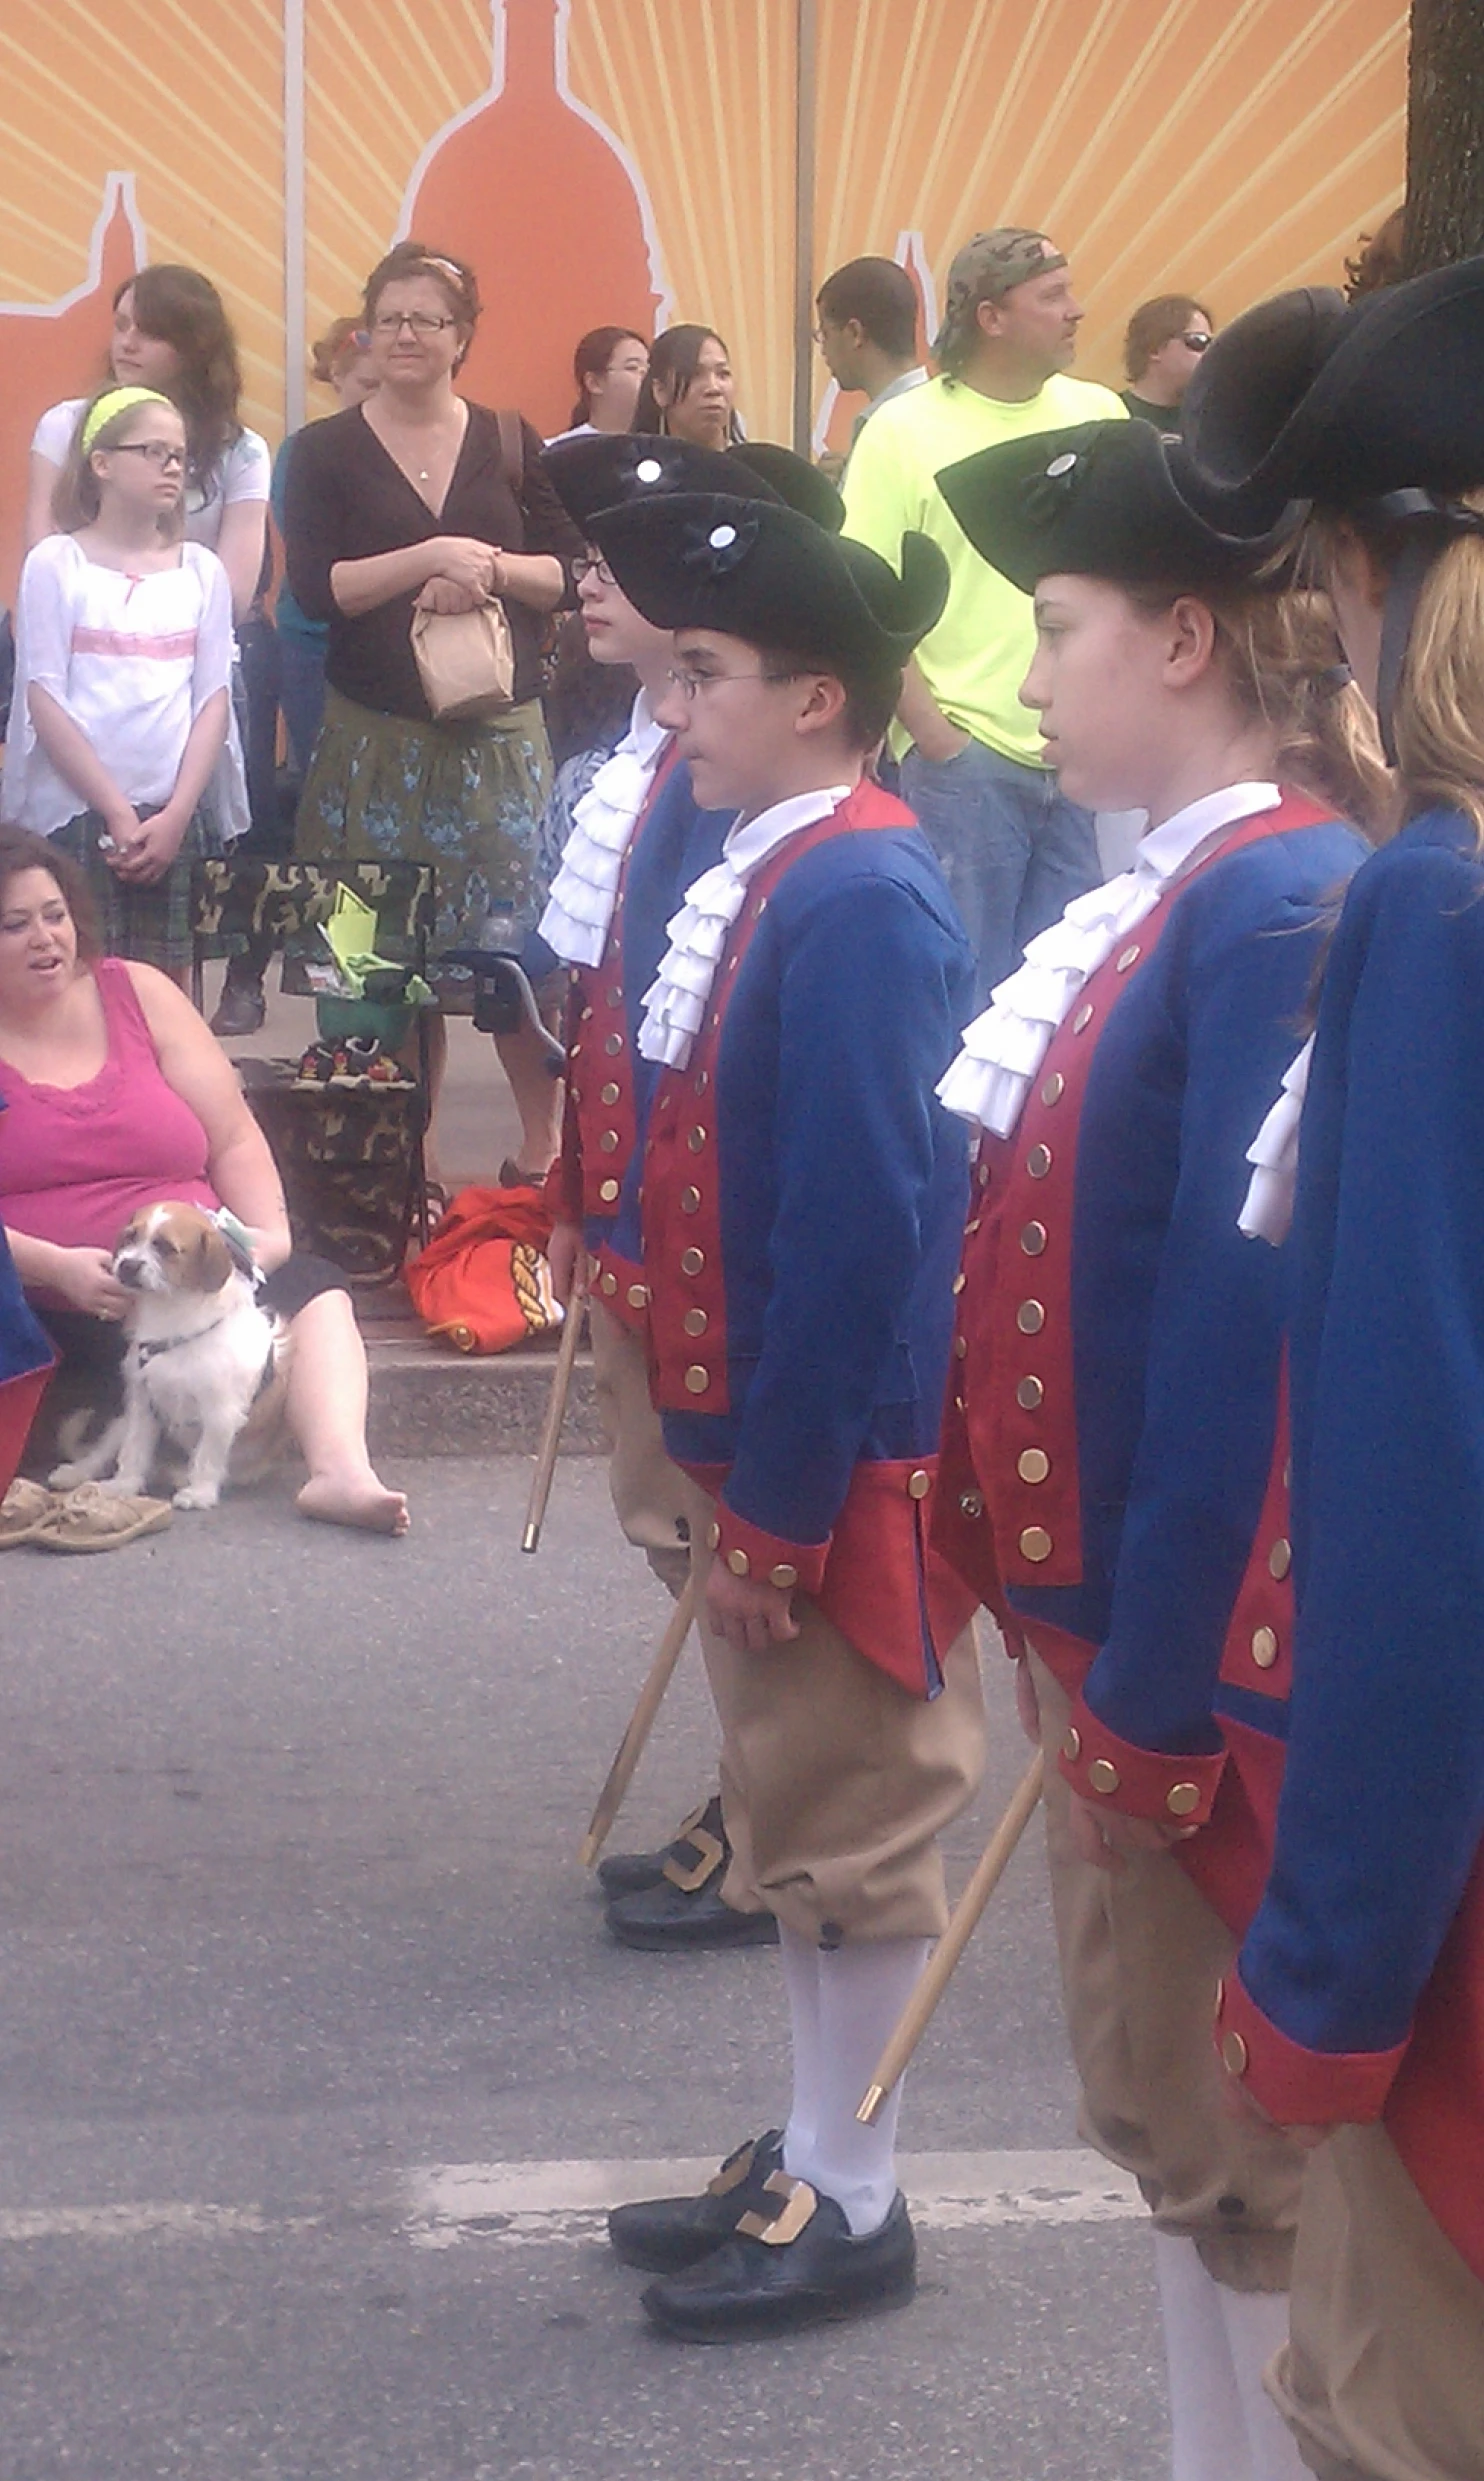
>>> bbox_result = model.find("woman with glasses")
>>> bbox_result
[3,387,232,986]
[1120,295,1216,435]
[283,241,584,1180]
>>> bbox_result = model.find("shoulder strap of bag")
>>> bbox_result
[495,408,523,497]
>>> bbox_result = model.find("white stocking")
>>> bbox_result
[1152,2230,1253,2481]
[778,1924,823,2176]
[786,1935,930,2236]
[1218,2283,1309,2481]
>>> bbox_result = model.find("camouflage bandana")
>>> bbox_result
[934,228,1068,366]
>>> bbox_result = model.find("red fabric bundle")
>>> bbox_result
[403,1184,564,1354]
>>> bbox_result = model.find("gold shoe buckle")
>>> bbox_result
[662,1825,725,1894]
[736,2172,818,2247]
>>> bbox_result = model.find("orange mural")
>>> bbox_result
[0,0,1407,607]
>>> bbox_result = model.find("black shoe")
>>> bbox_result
[605,1874,778,1952]
[211,975,267,1036]
[608,2129,785,2273]
[597,1793,726,1899]
[641,2179,916,2341]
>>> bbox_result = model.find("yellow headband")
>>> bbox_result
[81,386,173,455]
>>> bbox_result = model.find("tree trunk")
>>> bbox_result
[1405,0,1484,274]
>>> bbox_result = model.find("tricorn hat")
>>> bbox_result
[1182,258,1484,525]
[541,432,783,535]
[727,440,844,532]
[589,492,949,674]
[934,420,1300,598]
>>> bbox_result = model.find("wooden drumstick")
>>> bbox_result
[578,1572,699,1867]
[857,1749,1045,2123]
[520,1256,588,1554]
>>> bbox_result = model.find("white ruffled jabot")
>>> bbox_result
[537,693,670,968]
[937,783,1283,1140]
[1239,1036,1313,1245]
[638,785,851,1069]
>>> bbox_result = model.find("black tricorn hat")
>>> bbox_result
[934,420,1299,598]
[541,432,785,535]
[727,441,844,532]
[589,492,948,673]
[1182,259,1484,525]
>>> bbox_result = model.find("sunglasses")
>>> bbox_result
[1182,332,1214,353]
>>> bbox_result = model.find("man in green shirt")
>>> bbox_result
[843,228,1126,1004]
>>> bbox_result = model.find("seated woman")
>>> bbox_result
[0,826,408,1536]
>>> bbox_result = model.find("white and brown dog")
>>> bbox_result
[51,1203,290,1510]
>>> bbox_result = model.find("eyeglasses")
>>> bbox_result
[1182,332,1213,352]
[572,554,617,585]
[370,311,457,338]
[107,441,186,470]
[667,666,803,700]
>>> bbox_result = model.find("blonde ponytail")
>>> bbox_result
[1210,584,1392,844]
[1391,499,1484,848]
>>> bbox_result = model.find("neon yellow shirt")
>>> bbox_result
[842,371,1127,768]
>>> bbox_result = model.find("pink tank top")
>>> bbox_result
[0,957,220,1256]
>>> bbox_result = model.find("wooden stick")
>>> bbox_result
[520,1259,588,1554]
[857,1748,1045,2123]
[578,1572,698,1867]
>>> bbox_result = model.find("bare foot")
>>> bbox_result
[297,1469,410,1536]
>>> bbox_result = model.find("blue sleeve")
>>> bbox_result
[1242,846,1484,2052]
[722,875,961,1546]
[1083,887,1321,1754]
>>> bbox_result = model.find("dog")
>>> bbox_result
[50,1203,291,1510]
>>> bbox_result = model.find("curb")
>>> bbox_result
[365,1340,606,1459]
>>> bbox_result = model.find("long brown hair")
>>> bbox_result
[1327,495,1484,848]
[50,388,186,542]
[115,264,244,485]
[0,825,102,960]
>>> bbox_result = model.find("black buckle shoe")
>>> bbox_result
[605,1871,777,1952]
[641,2179,916,2341]
[597,1793,726,1899]
[210,974,267,1037]
[608,2130,785,2273]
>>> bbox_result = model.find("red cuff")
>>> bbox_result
[1215,1968,1407,2126]
[1059,1693,1227,1826]
[710,1501,830,1596]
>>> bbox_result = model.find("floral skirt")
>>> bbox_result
[295,685,553,1009]
[52,807,226,979]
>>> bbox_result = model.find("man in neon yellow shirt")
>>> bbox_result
[843,228,1126,1004]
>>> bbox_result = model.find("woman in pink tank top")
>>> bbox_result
[0,825,408,1534]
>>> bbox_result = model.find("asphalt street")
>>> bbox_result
[0,1455,1167,2480]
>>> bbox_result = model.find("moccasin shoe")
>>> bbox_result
[605,1875,777,1951]
[597,1792,727,1899]
[640,2177,917,2341]
[608,2129,785,2272]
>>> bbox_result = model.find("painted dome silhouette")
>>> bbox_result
[402,0,667,433]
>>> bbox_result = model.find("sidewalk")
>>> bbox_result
[209,964,603,1461]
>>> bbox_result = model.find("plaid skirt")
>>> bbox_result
[51,808,226,978]
[295,686,553,1009]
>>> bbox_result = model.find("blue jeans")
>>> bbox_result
[278,628,329,780]
[900,738,1100,1012]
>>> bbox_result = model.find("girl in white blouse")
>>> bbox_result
[4,387,232,988]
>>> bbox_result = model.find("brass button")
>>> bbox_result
[687,1126,707,1153]
[580,1005,594,1023]
[569,968,581,986]
[606,985,622,1008]
[958,1488,984,1518]
[1072,1003,1093,1034]
[907,1468,931,1500]
[694,1069,709,1093]
[1116,944,1141,973]
[1016,1374,1044,1410]
[1040,1072,1065,1106]
[707,1521,721,1549]
[768,1562,798,1590]
[1020,1221,1048,1257]
[604,1032,623,1056]
[627,1284,649,1309]
[683,1307,709,1337]
[1027,1143,1052,1179]
[600,1271,617,1295]
[952,1271,966,1294]
[978,1160,991,1186]
[1268,1537,1292,1581]
[681,1186,702,1214]
[964,1216,981,1234]
[1251,1625,1279,1670]
[600,1081,621,1106]
[1019,1524,1053,1563]
[680,1246,705,1276]
[684,1364,711,1394]
[1062,1726,1082,1761]
[1088,1757,1120,1794]
[726,1546,751,1577]
[599,1178,620,1202]
[569,1085,582,1106]
[1016,1300,1045,1335]
[599,1129,620,1152]
[1017,1447,1050,1484]
[1221,2030,1249,2078]
[1167,1782,1202,1818]
[954,1334,968,1358]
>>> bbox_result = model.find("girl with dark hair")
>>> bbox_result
[631,324,740,448]
[282,241,584,1179]
[546,326,650,446]
[3,387,232,988]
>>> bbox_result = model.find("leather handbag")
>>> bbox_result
[411,595,515,720]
